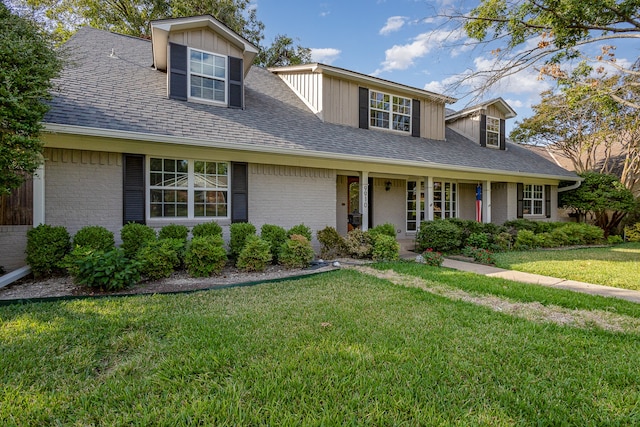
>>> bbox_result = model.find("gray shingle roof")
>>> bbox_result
[45,27,577,180]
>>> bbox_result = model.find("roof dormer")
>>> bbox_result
[445,98,516,150]
[150,15,259,109]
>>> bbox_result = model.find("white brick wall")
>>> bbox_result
[45,148,123,239]
[0,225,30,272]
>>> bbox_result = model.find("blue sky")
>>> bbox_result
[255,0,638,135]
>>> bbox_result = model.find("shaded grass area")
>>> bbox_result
[490,243,640,291]
[1,269,639,425]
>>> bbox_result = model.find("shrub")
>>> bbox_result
[137,238,183,280]
[493,232,513,251]
[158,224,189,241]
[191,222,223,238]
[287,223,313,242]
[418,249,444,267]
[463,246,495,265]
[624,223,640,242]
[279,235,315,268]
[344,228,373,259]
[371,234,399,262]
[229,222,257,260]
[73,225,114,252]
[60,245,95,277]
[120,222,156,259]
[26,224,71,278]
[236,236,272,272]
[416,220,462,253]
[317,226,346,259]
[185,236,227,277]
[73,248,139,291]
[367,223,396,241]
[465,232,490,249]
[514,229,541,250]
[260,224,287,263]
[608,235,624,244]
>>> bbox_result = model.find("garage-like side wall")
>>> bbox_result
[248,164,336,244]
[45,148,123,238]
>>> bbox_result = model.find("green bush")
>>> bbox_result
[367,223,396,241]
[608,235,624,244]
[236,235,272,272]
[279,235,315,268]
[624,223,640,242]
[514,229,541,250]
[229,222,257,260]
[287,223,313,242]
[73,248,139,291]
[158,224,189,241]
[25,224,71,278]
[463,247,495,265]
[465,232,490,249]
[185,236,227,277]
[120,222,156,259]
[260,224,287,263]
[419,249,444,267]
[191,222,223,238]
[493,232,513,251]
[371,234,399,262]
[317,226,346,259]
[137,239,183,280]
[416,220,462,253]
[344,228,373,259]
[73,225,115,252]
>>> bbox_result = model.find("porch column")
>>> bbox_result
[426,176,434,221]
[482,180,492,223]
[360,171,369,231]
[33,164,45,226]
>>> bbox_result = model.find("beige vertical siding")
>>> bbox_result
[336,175,349,235]
[371,178,406,235]
[458,183,476,220]
[448,114,480,144]
[322,76,358,126]
[486,104,506,119]
[491,182,509,224]
[169,29,243,57]
[280,72,323,115]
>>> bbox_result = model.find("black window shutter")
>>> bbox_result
[169,43,188,101]
[228,56,243,109]
[517,183,524,218]
[411,99,421,137]
[358,87,369,129]
[479,114,487,147]
[231,162,248,223]
[123,154,145,224]
[499,119,506,150]
[545,185,552,218]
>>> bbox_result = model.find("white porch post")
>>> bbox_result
[360,171,369,231]
[483,180,492,223]
[33,164,45,226]
[426,176,434,221]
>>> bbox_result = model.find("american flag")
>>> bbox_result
[476,184,482,222]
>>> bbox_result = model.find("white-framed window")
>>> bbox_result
[523,184,544,216]
[188,48,227,104]
[433,181,457,219]
[370,90,411,133]
[149,157,229,219]
[486,116,500,147]
[407,180,425,232]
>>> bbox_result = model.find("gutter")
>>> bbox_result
[557,180,582,192]
[44,123,580,183]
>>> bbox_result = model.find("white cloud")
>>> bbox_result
[311,48,341,65]
[504,98,524,108]
[379,16,407,35]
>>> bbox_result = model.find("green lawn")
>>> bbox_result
[2,268,639,425]
[491,242,640,291]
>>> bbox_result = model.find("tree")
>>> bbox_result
[256,34,311,68]
[559,172,635,236]
[0,3,63,195]
[443,0,640,107]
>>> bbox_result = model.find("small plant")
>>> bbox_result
[73,225,115,252]
[317,226,346,259]
[464,246,495,265]
[185,236,227,277]
[229,222,257,260]
[465,232,490,249]
[26,224,71,278]
[494,232,513,251]
[371,234,399,262]
[607,235,624,244]
[344,228,373,259]
[279,234,315,268]
[158,224,189,241]
[260,224,287,263]
[419,248,443,267]
[137,239,183,280]
[513,229,541,250]
[73,248,140,291]
[416,220,462,253]
[120,222,156,259]
[625,222,640,242]
[236,236,272,272]
[191,222,223,238]
[367,223,396,241]
[287,223,313,242]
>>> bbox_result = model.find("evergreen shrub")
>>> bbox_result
[260,224,287,263]
[415,220,462,253]
[317,226,346,259]
[137,238,183,280]
[73,225,115,252]
[191,222,223,238]
[237,236,272,272]
[279,235,315,268]
[185,236,227,277]
[229,222,257,260]
[372,234,399,262]
[73,248,139,291]
[25,224,71,278]
[287,223,313,242]
[120,222,156,259]
[158,224,189,241]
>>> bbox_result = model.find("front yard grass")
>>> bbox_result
[490,242,640,291]
[1,268,639,425]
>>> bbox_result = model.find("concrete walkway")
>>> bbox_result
[442,258,640,304]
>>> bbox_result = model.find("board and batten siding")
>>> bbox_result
[448,114,481,144]
[279,72,323,116]
[486,104,507,120]
[169,29,243,58]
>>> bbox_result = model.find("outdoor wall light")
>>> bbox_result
[385,181,392,191]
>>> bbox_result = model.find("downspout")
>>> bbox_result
[557,180,582,192]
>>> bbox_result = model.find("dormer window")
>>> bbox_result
[189,48,227,104]
[369,90,412,133]
[486,116,500,147]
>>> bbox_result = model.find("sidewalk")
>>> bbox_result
[442,258,640,304]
